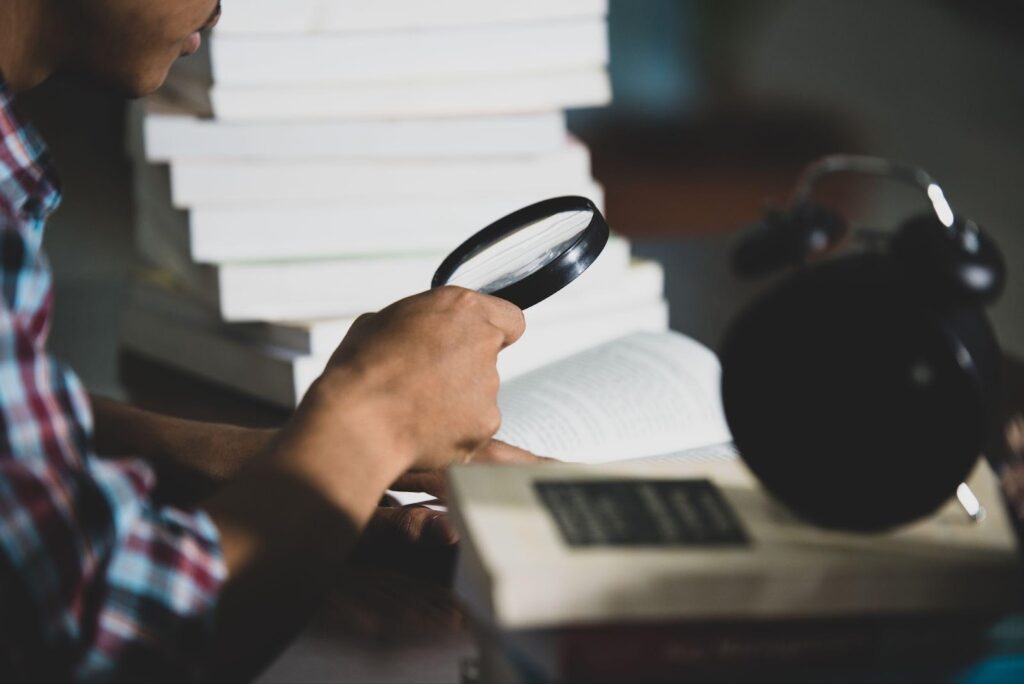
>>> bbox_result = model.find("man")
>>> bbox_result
[0,1,536,679]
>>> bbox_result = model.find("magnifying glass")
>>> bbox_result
[432,196,610,310]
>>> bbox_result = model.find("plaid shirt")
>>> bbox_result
[0,78,225,680]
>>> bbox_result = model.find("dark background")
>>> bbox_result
[20,0,1024,400]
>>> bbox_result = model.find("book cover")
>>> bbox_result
[135,98,569,161]
[214,0,608,35]
[450,443,1021,630]
[208,68,612,123]
[132,161,605,263]
[165,140,594,207]
[208,18,608,87]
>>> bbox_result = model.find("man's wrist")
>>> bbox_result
[302,366,419,474]
[206,366,416,567]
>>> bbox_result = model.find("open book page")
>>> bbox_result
[496,331,732,464]
[629,442,738,466]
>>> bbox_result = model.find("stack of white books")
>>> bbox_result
[122,0,669,408]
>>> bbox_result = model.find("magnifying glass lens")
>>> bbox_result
[446,209,594,294]
[433,196,609,310]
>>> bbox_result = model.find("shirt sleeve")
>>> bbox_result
[0,219,226,680]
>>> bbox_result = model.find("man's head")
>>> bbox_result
[65,0,222,96]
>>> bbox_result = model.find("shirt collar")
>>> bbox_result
[0,71,61,219]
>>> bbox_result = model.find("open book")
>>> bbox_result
[496,330,733,464]
[389,330,728,507]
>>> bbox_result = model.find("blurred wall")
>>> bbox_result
[577,0,1024,353]
[22,79,134,397]
[728,0,1024,354]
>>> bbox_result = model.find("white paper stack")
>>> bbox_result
[123,0,670,407]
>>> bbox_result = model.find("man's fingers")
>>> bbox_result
[472,439,553,464]
[364,506,458,547]
[390,471,448,500]
[388,441,550,504]
[1007,413,1024,457]
[478,293,526,348]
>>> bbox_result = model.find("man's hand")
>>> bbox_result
[204,288,526,677]
[323,287,526,471]
[364,440,546,566]
[1000,413,1024,520]
[95,289,532,678]
[364,506,457,548]
[388,439,546,504]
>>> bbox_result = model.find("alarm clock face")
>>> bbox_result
[720,253,991,531]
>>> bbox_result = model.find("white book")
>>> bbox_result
[209,68,611,123]
[502,298,669,380]
[121,305,325,407]
[131,258,666,358]
[191,187,605,263]
[166,140,593,207]
[214,0,607,35]
[208,18,608,87]
[135,98,568,161]
[133,162,605,263]
[495,332,733,464]
[120,271,667,407]
[451,456,1020,631]
[216,234,629,322]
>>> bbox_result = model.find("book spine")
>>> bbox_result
[533,619,992,682]
[185,183,604,263]
[143,112,568,163]
[209,69,612,123]
[168,143,593,207]
[209,18,608,87]
[214,0,608,36]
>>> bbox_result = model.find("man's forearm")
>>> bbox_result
[204,372,413,680]
[90,394,276,487]
[88,390,397,679]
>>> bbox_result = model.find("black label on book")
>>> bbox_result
[534,479,749,548]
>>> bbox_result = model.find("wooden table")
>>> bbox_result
[255,566,473,684]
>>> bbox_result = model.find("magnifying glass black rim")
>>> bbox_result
[432,196,610,310]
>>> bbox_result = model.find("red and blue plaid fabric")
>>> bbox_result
[0,77,225,680]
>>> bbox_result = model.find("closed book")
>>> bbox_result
[132,162,604,263]
[207,18,608,87]
[121,305,323,407]
[214,0,607,35]
[476,614,996,683]
[208,68,612,123]
[164,140,593,207]
[133,94,569,161]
